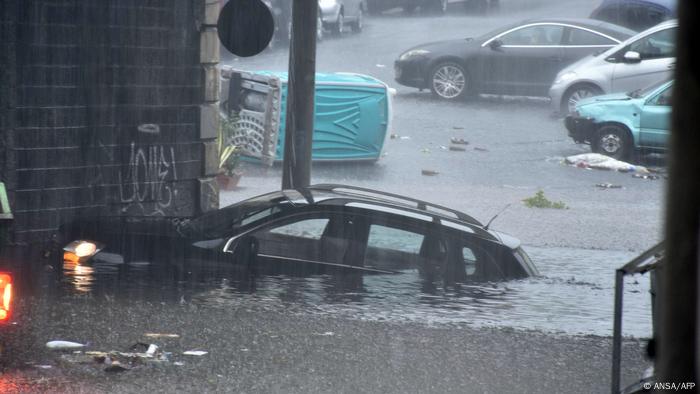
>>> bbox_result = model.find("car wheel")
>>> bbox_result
[562,84,602,115]
[332,12,344,35]
[351,9,363,32]
[430,62,469,100]
[592,124,631,160]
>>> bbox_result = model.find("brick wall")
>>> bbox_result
[0,0,219,245]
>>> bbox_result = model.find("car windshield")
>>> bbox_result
[3,0,683,392]
[627,78,671,98]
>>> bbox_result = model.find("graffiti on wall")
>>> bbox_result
[119,142,178,215]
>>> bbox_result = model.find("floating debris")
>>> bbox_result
[474,147,489,152]
[375,64,386,68]
[390,133,399,139]
[46,340,85,350]
[143,333,180,339]
[439,146,448,150]
[450,137,469,145]
[449,146,466,152]
[596,183,623,189]
[565,153,647,173]
[104,361,129,373]
[399,136,411,140]
[420,148,431,153]
[314,332,335,336]
[183,350,208,356]
[452,126,465,130]
[632,174,661,180]
[421,169,439,176]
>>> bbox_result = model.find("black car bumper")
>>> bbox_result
[394,59,428,89]
[565,115,596,144]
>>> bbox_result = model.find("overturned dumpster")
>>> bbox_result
[220,68,394,164]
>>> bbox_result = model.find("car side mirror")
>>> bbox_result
[623,51,641,63]
[488,39,503,50]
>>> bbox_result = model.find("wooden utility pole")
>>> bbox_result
[281,0,317,189]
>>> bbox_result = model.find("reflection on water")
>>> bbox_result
[59,245,651,337]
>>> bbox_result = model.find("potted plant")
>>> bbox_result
[216,117,243,191]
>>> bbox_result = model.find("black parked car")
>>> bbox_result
[394,18,635,100]
[590,0,675,32]
[58,185,538,282]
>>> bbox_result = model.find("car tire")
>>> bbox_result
[429,62,470,100]
[351,9,363,32]
[332,12,344,35]
[561,84,603,115]
[592,124,632,160]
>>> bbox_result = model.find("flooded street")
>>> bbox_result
[0,0,667,392]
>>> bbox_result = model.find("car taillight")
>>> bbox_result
[0,273,13,322]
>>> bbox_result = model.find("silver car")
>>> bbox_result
[549,19,677,115]
[319,0,366,35]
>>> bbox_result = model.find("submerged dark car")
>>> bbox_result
[58,185,538,283]
[394,18,635,100]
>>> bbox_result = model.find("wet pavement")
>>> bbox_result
[0,0,661,392]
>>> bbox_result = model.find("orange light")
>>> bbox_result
[0,273,13,322]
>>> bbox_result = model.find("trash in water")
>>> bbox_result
[565,153,647,173]
[390,133,399,139]
[632,173,661,180]
[596,183,623,189]
[314,332,335,336]
[439,146,447,150]
[420,148,431,153]
[46,340,86,350]
[452,126,465,130]
[449,146,466,152]
[399,136,411,140]
[174,361,185,366]
[143,333,180,339]
[474,147,489,152]
[376,64,386,68]
[183,350,208,356]
[450,137,469,145]
[104,361,129,373]
[421,169,439,176]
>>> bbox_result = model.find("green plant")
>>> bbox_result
[523,190,568,209]
[218,116,241,176]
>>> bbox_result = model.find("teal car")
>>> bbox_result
[221,68,393,164]
[564,79,672,160]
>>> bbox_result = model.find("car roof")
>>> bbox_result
[297,184,501,242]
[480,18,635,43]
[596,0,676,12]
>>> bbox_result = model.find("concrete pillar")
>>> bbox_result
[198,0,221,214]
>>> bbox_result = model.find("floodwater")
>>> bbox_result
[57,245,651,338]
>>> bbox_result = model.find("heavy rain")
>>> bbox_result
[0,0,689,393]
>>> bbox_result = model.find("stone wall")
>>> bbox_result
[0,0,219,245]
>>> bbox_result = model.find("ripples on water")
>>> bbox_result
[60,245,652,337]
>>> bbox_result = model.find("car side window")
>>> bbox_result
[269,218,329,240]
[499,25,564,46]
[462,246,477,275]
[628,28,676,60]
[649,86,673,106]
[366,225,423,254]
[250,215,342,263]
[565,28,615,46]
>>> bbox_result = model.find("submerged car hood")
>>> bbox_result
[578,92,632,106]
